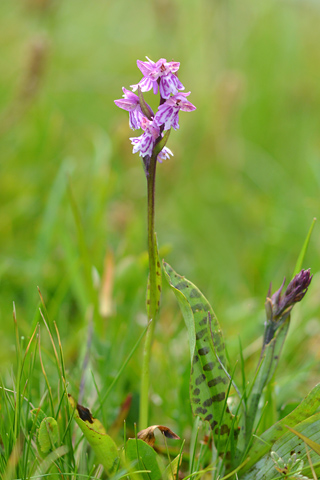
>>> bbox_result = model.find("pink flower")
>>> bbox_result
[131,57,184,99]
[154,92,196,130]
[114,87,152,130]
[157,146,174,163]
[130,115,160,157]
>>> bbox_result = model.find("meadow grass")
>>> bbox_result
[1,1,320,478]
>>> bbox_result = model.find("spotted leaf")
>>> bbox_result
[163,262,235,456]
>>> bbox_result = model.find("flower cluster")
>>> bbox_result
[114,57,196,165]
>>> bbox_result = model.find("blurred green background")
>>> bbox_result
[1,0,320,433]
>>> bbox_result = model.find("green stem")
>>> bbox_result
[139,153,158,429]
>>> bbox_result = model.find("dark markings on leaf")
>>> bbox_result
[195,374,206,385]
[195,407,208,415]
[220,424,230,435]
[191,303,204,312]
[203,362,214,371]
[146,300,150,305]
[211,331,220,341]
[207,376,228,387]
[198,347,210,356]
[175,281,189,290]
[193,388,200,395]
[212,392,226,402]
[226,406,231,414]
[192,397,201,404]
[203,397,213,407]
[211,420,218,429]
[196,328,207,340]
[204,304,210,311]
[190,288,201,298]
[156,271,161,277]
[204,414,213,422]
[157,285,161,291]
[217,343,225,352]
[157,261,160,268]
[215,424,230,436]
[218,364,223,370]
[77,404,94,424]
[199,316,207,326]
[193,355,199,364]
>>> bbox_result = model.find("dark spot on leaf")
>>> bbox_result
[212,392,226,402]
[211,420,218,429]
[203,304,210,311]
[217,343,225,352]
[198,347,210,355]
[77,404,94,424]
[220,424,230,435]
[195,407,208,415]
[190,288,201,298]
[203,362,214,371]
[195,374,206,385]
[193,388,200,395]
[157,285,161,291]
[175,281,189,289]
[203,397,213,407]
[157,261,160,268]
[193,355,199,364]
[192,397,201,404]
[208,376,228,387]
[204,414,213,422]
[146,300,150,305]
[199,316,207,326]
[196,329,207,340]
[191,303,204,312]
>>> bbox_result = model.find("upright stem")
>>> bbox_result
[139,153,158,429]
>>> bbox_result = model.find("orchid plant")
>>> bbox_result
[115,57,196,430]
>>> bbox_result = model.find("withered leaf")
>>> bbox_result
[137,425,180,447]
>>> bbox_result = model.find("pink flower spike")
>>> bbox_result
[154,92,196,130]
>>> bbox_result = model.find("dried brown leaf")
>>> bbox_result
[137,425,180,447]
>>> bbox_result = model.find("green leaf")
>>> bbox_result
[239,383,320,474]
[68,395,119,475]
[38,417,59,453]
[286,425,320,456]
[163,262,234,455]
[293,217,316,276]
[126,438,164,480]
[241,412,320,480]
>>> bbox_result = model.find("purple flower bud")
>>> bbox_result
[267,269,313,322]
[154,92,196,130]
[131,57,185,100]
